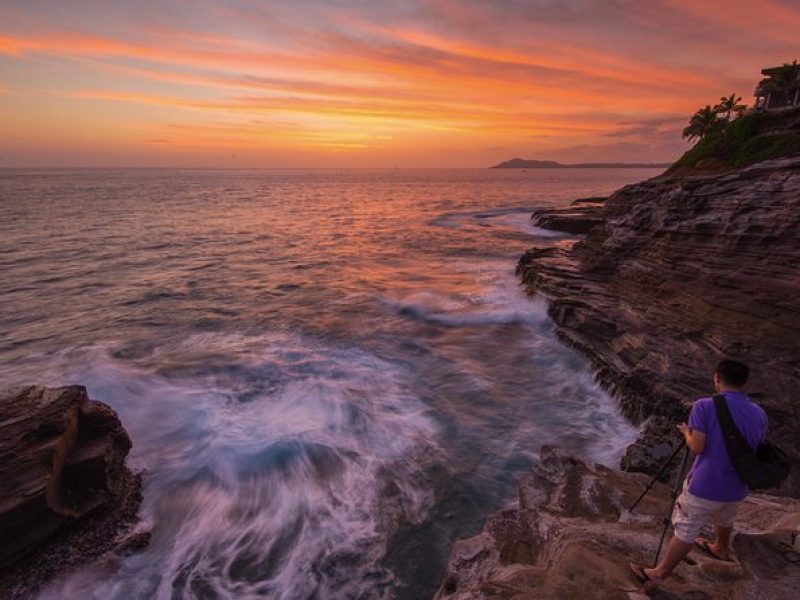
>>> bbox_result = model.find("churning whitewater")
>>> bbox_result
[0,168,656,598]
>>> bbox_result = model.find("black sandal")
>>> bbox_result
[629,563,651,585]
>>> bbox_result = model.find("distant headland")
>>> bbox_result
[490,158,671,169]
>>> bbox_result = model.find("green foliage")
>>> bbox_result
[715,93,747,120]
[681,105,724,142]
[671,112,800,170]
[737,132,800,166]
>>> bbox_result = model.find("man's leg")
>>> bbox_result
[706,525,733,560]
[702,502,739,560]
[635,485,702,580]
[644,536,693,579]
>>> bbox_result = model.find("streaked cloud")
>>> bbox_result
[0,0,797,166]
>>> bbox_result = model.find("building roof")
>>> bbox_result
[760,64,800,79]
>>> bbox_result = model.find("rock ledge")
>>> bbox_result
[436,446,800,599]
[517,156,800,488]
[0,385,146,598]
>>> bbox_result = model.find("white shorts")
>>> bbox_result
[671,480,741,544]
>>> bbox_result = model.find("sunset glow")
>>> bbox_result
[2,0,798,167]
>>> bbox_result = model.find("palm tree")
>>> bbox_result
[682,106,723,142]
[715,93,747,120]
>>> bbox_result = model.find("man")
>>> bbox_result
[630,359,767,584]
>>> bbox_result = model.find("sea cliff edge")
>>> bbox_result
[438,151,800,598]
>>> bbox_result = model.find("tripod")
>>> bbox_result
[629,442,692,567]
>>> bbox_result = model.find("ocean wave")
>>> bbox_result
[380,264,549,328]
[38,334,442,599]
[428,206,568,238]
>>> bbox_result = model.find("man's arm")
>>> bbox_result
[677,422,706,454]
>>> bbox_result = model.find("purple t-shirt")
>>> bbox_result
[687,391,767,502]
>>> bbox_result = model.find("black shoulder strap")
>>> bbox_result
[713,394,753,459]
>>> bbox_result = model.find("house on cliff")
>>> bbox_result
[754,62,800,111]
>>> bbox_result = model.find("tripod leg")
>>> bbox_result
[629,442,686,513]
[653,446,692,566]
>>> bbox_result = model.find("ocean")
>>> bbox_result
[0,168,658,599]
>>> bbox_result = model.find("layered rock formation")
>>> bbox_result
[517,156,800,490]
[436,447,800,599]
[442,141,800,597]
[0,385,145,597]
[531,197,606,234]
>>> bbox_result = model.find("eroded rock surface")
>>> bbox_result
[531,197,606,234]
[436,446,800,599]
[0,385,145,597]
[517,156,800,489]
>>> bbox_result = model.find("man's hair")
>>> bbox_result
[715,359,749,388]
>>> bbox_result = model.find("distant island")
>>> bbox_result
[491,158,671,169]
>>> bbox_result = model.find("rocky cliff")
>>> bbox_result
[436,446,800,599]
[436,153,800,598]
[0,385,146,598]
[517,155,800,490]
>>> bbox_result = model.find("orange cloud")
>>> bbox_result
[337,18,715,93]
[1,0,797,167]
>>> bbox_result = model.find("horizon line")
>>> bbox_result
[0,164,672,171]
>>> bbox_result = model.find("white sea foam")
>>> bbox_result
[38,334,441,599]
[430,207,570,238]
[478,211,568,238]
[381,262,549,327]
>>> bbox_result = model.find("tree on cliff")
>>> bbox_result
[715,93,747,120]
[682,106,723,142]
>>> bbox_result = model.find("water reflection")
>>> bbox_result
[0,168,655,598]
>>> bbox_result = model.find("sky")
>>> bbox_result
[1,0,798,168]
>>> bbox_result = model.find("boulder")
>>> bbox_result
[0,385,144,597]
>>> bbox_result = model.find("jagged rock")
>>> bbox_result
[618,417,684,477]
[531,200,605,234]
[436,446,800,599]
[517,156,800,493]
[0,385,144,598]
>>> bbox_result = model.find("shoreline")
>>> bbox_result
[516,158,800,488]
[434,154,800,598]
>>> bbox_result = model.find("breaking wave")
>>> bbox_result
[38,334,441,599]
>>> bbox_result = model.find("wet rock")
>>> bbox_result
[435,446,800,599]
[0,385,145,598]
[620,417,684,478]
[531,200,605,234]
[517,156,800,493]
